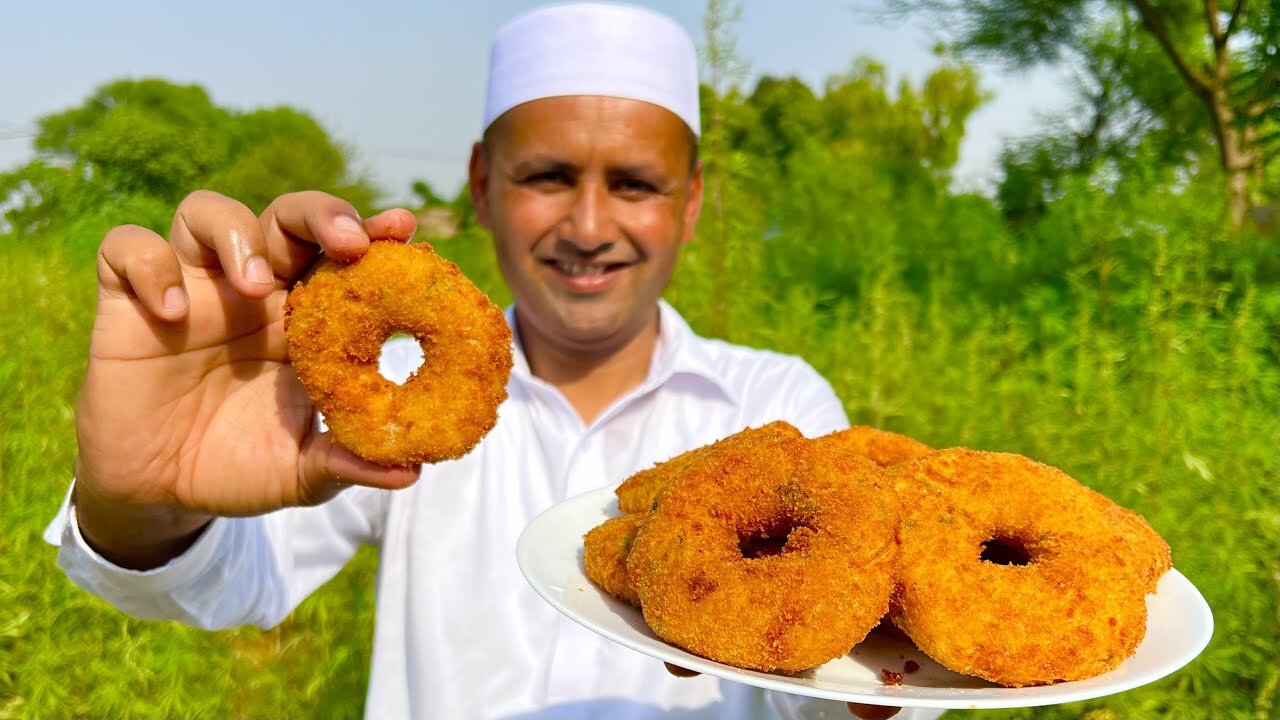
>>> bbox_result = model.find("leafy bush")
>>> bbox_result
[1,65,1275,719]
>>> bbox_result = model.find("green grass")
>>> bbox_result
[0,240,379,719]
[737,286,1280,720]
[1,205,1277,719]
[670,206,1279,717]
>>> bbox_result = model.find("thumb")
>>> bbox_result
[664,662,700,678]
[846,702,900,720]
[297,429,421,505]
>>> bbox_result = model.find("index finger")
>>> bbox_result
[257,193,418,281]
[257,191,367,279]
[169,190,275,300]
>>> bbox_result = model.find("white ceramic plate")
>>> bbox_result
[516,486,1214,710]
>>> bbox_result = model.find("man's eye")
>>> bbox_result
[524,171,570,186]
[615,178,657,195]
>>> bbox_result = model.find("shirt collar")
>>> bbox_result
[505,299,739,406]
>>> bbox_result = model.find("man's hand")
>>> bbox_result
[662,663,901,719]
[844,703,901,720]
[73,190,421,569]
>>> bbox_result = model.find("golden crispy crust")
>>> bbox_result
[284,241,512,466]
[1083,489,1172,595]
[888,449,1170,687]
[583,513,645,607]
[814,425,933,467]
[614,421,802,513]
[627,424,900,673]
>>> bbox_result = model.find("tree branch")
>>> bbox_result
[1225,0,1247,38]
[1245,96,1275,120]
[1204,0,1226,45]
[1128,0,1214,95]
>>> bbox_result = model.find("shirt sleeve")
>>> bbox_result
[767,693,946,720]
[43,480,390,631]
[771,358,850,438]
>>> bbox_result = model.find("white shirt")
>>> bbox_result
[46,300,940,720]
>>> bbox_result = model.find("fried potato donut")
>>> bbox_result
[284,241,513,466]
[814,425,932,467]
[1084,489,1172,594]
[583,513,644,607]
[627,425,900,673]
[888,449,1171,687]
[615,421,801,513]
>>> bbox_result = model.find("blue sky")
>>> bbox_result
[0,0,1072,204]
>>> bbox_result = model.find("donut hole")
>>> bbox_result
[378,334,426,386]
[739,519,815,560]
[739,533,789,559]
[980,535,1033,566]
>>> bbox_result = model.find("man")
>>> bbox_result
[46,4,926,719]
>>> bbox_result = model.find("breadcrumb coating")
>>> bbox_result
[614,421,801,513]
[814,425,933,467]
[626,423,900,673]
[888,449,1171,687]
[583,513,644,607]
[284,241,513,466]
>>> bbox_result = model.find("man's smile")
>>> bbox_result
[540,258,635,293]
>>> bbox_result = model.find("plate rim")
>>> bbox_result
[517,485,1214,710]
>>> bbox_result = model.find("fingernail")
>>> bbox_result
[333,214,365,240]
[245,256,273,285]
[163,286,188,313]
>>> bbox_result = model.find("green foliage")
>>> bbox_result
[205,107,376,214]
[428,208,513,310]
[410,179,446,208]
[0,79,389,720]
[0,238,382,720]
[667,57,1279,720]
[35,79,233,201]
[670,164,1279,720]
[0,78,377,247]
[1,43,1276,720]
[893,0,1279,226]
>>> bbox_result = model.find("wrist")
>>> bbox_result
[72,476,213,571]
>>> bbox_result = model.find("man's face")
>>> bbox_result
[469,95,702,354]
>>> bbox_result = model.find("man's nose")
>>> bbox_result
[562,177,613,251]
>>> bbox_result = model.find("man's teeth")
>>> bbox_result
[558,262,608,276]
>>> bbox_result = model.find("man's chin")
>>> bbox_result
[555,318,629,348]
[513,285,660,354]
[546,305,648,351]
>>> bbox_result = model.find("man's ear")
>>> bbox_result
[681,160,704,245]
[468,141,492,230]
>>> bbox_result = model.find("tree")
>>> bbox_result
[0,78,375,238]
[695,56,991,304]
[822,55,987,188]
[733,76,825,170]
[698,0,751,338]
[892,0,1279,227]
[409,179,447,209]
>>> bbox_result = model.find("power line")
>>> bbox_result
[363,147,468,164]
[0,119,34,138]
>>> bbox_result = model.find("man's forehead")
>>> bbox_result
[494,96,687,133]
[487,96,693,157]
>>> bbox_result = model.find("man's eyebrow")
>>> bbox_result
[508,155,577,176]
[610,163,667,179]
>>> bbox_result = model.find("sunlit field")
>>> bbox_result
[2,11,1277,713]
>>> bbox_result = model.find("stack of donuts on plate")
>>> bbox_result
[583,421,1171,687]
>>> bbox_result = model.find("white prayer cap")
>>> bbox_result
[483,3,701,137]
